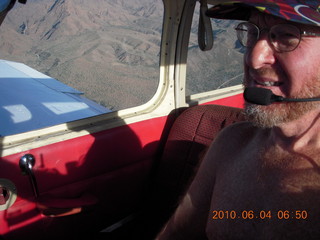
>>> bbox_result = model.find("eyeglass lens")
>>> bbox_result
[236,22,301,52]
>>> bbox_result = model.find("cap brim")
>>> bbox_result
[206,1,320,26]
[206,4,251,21]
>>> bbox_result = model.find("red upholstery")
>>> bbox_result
[156,104,245,201]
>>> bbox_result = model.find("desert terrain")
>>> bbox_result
[0,0,243,110]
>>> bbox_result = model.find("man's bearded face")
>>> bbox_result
[244,76,320,128]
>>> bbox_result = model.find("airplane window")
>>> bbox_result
[186,3,244,96]
[0,0,163,136]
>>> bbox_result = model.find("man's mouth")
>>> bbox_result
[255,80,283,87]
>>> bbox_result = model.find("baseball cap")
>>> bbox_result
[206,0,320,26]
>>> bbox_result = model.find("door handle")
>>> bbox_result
[19,154,98,217]
[19,154,39,198]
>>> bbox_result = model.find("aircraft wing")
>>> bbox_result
[0,60,110,136]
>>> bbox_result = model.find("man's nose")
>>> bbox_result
[245,33,276,69]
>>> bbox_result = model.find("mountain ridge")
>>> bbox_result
[0,0,243,110]
[0,0,164,110]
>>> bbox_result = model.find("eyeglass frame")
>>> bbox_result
[235,22,320,53]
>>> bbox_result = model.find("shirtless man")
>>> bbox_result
[157,1,320,239]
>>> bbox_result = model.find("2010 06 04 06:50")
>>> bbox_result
[212,210,308,220]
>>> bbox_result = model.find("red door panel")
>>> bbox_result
[0,116,167,239]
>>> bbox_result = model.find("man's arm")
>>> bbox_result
[156,136,222,239]
[156,122,251,239]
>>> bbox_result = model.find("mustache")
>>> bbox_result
[250,68,279,78]
[244,68,283,86]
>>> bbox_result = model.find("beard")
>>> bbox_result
[244,75,320,129]
[244,101,320,128]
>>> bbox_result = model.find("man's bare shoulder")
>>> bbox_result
[203,121,268,174]
[210,121,261,151]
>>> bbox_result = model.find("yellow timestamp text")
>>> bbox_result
[212,210,308,220]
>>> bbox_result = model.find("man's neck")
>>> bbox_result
[270,110,320,151]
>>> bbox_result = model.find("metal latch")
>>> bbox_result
[19,154,39,198]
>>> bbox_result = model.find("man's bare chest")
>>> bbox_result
[207,146,320,239]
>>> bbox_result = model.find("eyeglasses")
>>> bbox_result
[235,22,320,53]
